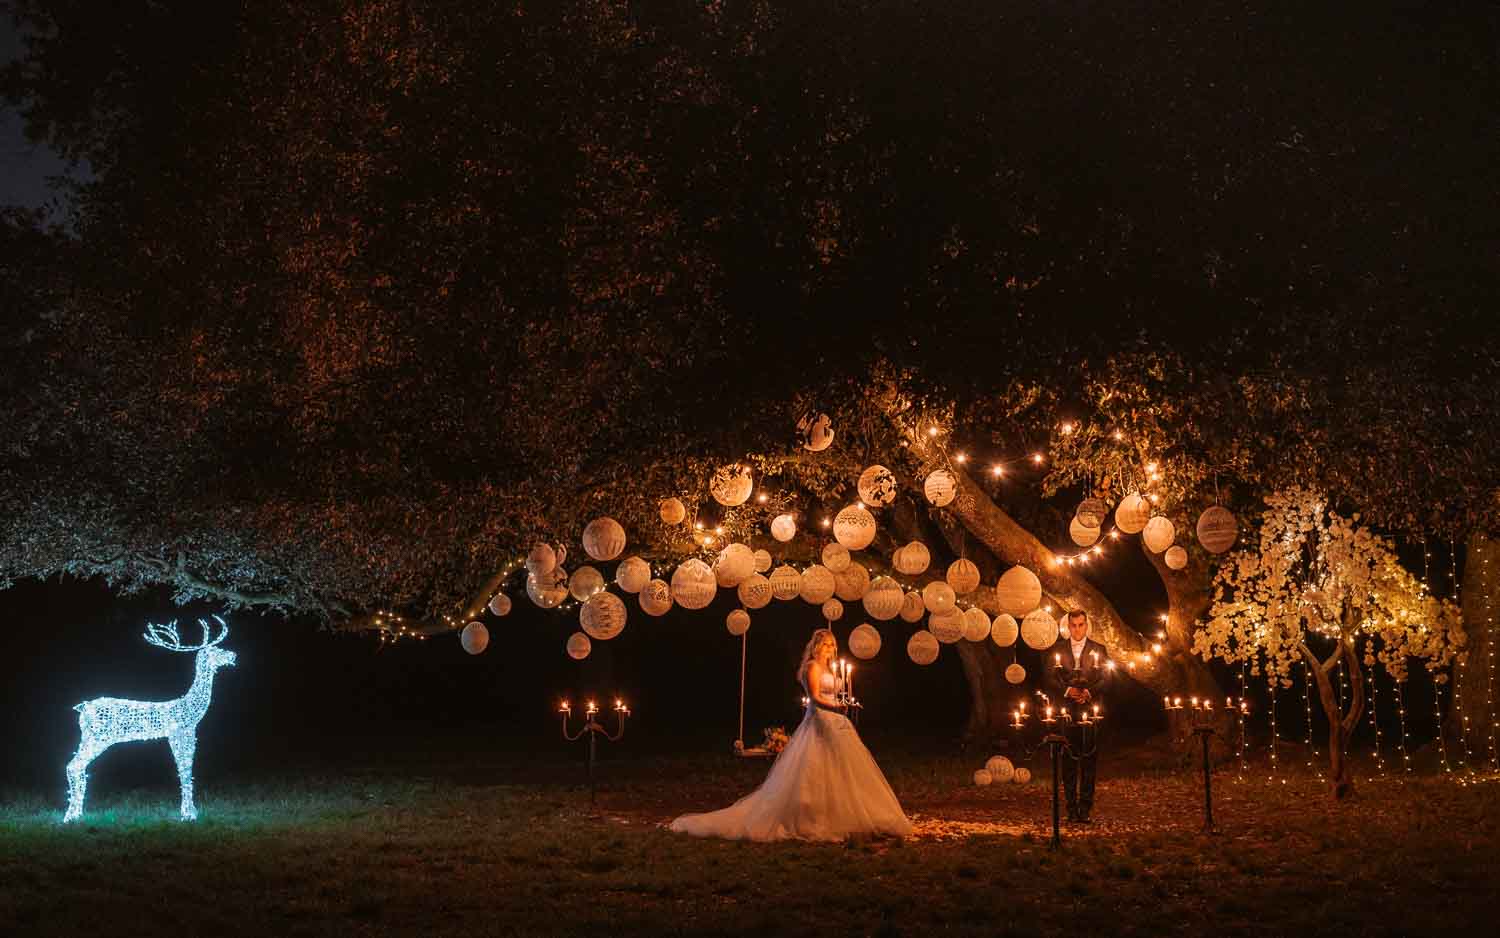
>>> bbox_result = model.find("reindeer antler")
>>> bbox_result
[142,615,229,652]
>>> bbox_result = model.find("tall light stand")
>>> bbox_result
[559,698,630,806]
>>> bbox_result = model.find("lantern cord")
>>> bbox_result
[738,629,747,747]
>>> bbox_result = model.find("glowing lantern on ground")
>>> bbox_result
[907,630,940,665]
[711,464,754,506]
[985,755,1015,782]
[962,607,991,642]
[923,581,956,614]
[991,613,1019,647]
[1165,545,1188,570]
[995,566,1042,617]
[770,513,797,542]
[487,593,511,617]
[946,558,981,595]
[568,565,605,601]
[639,579,674,616]
[857,465,898,507]
[822,543,851,573]
[1069,517,1100,547]
[566,632,592,660]
[659,498,687,525]
[862,576,904,620]
[1021,608,1058,650]
[1114,494,1150,534]
[580,592,627,640]
[726,609,751,636]
[899,590,926,622]
[833,504,877,550]
[1014,767,1032,784]
[849,623,882,660]
[893,540,931,575]
[582,517,626,561]
[770,564,804,601]
[973,769,993,786]
[1005,663,1026,684]
[799,564,837,604]
[615,556,651,593]
[461,621,489,655]
[930,608,964,643]
[1196,506,1238,554]
[671,559,718,610]
[833,562,870,601]
[714,543,756,587]
[797,412,834,452]
[821,599,844,621]
[1143,516,1176,554]
[737,573,772,609]
[924,469,957,507]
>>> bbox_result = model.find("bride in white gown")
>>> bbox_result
[669,628,912,842]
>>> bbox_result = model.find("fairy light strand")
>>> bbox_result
[1394,677,1413,774]
[1365,639,1386,777]
[1300,659,1321,779]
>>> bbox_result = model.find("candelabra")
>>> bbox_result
[1164,695,1247,833]
[559,697,630,805]
[1011,685,1104,850]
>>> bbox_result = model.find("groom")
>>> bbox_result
[1046,609,1109,823]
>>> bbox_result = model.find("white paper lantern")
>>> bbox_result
[671,558,718,610]
[833,561,870,601]
[1005,662,1026,684]
[566,631,592,660]
[460,621,489,655]
[580,592,627,640]
[487,593,512,617]
[996,566,1043,617]
[798,564,837,604]
[907,630,940,665]
[922,580,956,615]
[710,464,754,507]
[821,542,851,573]
[821,598,844,622]
[797,411,834,452]
[770,513,797,542]
[985,755,1015,782]
[639,579,674,616]
[962,607,992,642]
[1021,608,1058,650]
[930,608,964,644]
[857,465,898,507]
[1165,545,1188,570]
[899,590,926,623]
[526,567,568,609]
[770,564,804,601]
[991,613,1019,647]
[862,576,904,621]
[893,540,931,575]
[568,565,605,601]
[582,517,626,561]
[1075,498,1108,529]
[658,497,687,525]
[833,504,877,551]
[615,556,651,593]
[923,469,957,507]
[713,543,756,587]
[526,543,557,577]
[753,549,773,573]
[1196,506,1239,554]
[1143,516,1176,554]
[973,769,993,787]
[737,573,772,609]
[1014,767,1032,784]
[946,558,981,595]
[1069,517,1101,548]
[726,608,751,636]
[1115,494,1150,534]
[849,623,882,660]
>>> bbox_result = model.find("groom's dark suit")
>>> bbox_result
[1044,635,1109,821]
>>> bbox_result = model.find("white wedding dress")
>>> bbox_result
[669,669,911,842]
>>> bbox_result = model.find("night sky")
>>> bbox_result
[0,18,78,211]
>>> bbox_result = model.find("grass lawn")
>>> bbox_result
[2,742,1496,937]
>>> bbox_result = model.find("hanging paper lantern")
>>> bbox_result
[833,504,877,551]
[862,576,904,621]
[526,567,568,609]
[833,561,870,601]
[753,549,773,573]
[907,630,940,665]
[973,769,993,787]
[487,593,512,617]
[770,513,797,542]
[1005,662,1026,684]
[985,755,1015,782]
[857,465,898,507]
[1143,516,1176,554]
[566,631,592,660]
[710,464,754,507]
[1165,545,1188,570]
[1196,506,1239,554]
[526,543,557,577]
[713,543,756,587]
[930,609,964,644]
[580,592,627,640]
[962,607,992,642]
[821,598,844,621]
[769,564,804,601]
[996,566,1042,617]
[1014,767,1032,784]
[639,579,673,616]
[460,621,489,655]
[797,411,834,452]
[671,559,718,610]
[615,556,651,593]
[946,558,981,595]
[899,590,926,623]
[568,565,606,601]
[1021,608,1058,650]
[1115,494,1150,534]
[923,469,957,507]
[798,564,837,604]
[659,497,687,526]
[726,609,751,636]
[849,623,882,660]
[1069,517,1100,548]
[582,517,626,561]
[991,613,1019,647]
[822,542,851,573]
[893,540,931,575]
[737,573,773,609]
[1075,498,1108,530]
[923,580,956,614]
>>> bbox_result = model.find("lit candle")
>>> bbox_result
[1226,697,1233,709]
[846,663,853,698]
[1163,695,1170,709]
[1174,697,1183,708]
[560,700,571,714]
[1055,653,1062,666]
[1093,704,1101,721]
[1091,651,1098,665]
[1019,701,1027,712]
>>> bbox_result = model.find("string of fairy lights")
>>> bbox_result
[1365,641,1387,777]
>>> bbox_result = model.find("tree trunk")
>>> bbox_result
[1301,634,1362,799]
[1448,531,1498,768]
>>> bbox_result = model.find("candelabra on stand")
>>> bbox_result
[1164,695,1247,833]
[1011,684,1104,850]
[559,697,630,806]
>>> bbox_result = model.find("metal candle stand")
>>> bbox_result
[1164,695,1248,833]
[1010,668,1104,850]
[559,698,630,805]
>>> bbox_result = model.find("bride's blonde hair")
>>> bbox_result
[798,628,836,681]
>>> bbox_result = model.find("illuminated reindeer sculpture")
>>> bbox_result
[64,616,236,822]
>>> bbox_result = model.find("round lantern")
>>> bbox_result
[821,542,851,573]
[1165,545,1188,570]
[737,573,773,609]
[849,623,882,660]
[862,576,904,621]
[930,608,964,644]
[1115,494,1150,534]
[907,630,940,665]
[713,543,756,587]
[710,464,754,507]
[923,580,956,614]
[985,755,1015,782]
[1069,517,1100,547]
[973,769,993,787]
[726,609,751,636]
[996,566,1043,617]
[799,564,837,604]
[821,599,844,622]
[770,513,797,543]
[640,579,673,616]
[615,556,651,593]
[526,567,568,608]
[797,411,834,452]
[487,593,512,617]
[566,632,592,661]
[923,469,957,507]
[857,465,898,507]
[1021,608,1058,650]
[770,564,804,601]
[1196,506,1239,554]
[962,607,992,642]
[753,549,773,573]
[460,621,489,655]
[658,497,687,525]
[569,565,605,601]
[580,592,627,641]
[526,543,557,577]
[1005,662,1027,684]
[991,613,1019,647]
[1143,516,1176,554]
[946,558,981,595]
[1075,498,1108,530]
[899,590,926,623]
[671,558,717,609]
[833,504,877,551]
[833,561,870,601]
[1014,767,1032,784]
[582,517,626,561]
[893,540,931,575]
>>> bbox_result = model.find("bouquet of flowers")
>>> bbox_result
[762,725,790,754]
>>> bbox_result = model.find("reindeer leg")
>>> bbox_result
[64,743,100,822]
[168,731,198,820]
